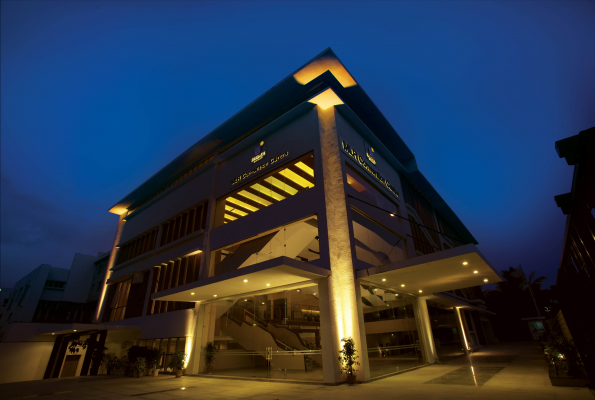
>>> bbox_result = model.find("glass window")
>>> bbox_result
[215,152,315,227]
[351,209,406,266]
[211,216,320,277]
[109,279,131,322]
[346,164,397,215]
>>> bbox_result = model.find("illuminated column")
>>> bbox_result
[317,101,366,383]
[317,277,341,383]
[412,297,437,364]
[95,213,126,322]
[454,307,470,355]
[187,303,207,374]
[354,283,371,381]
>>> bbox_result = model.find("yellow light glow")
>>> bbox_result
[293,55,357,88]
[264,176,298,195]
[484,279,488,282]
[266,284,270,286]
[191,292,195,295]
[473,271,478,274]
[308,88,344,110]
[279,169,314,188]
[251,183,286,201]
[244,279,248,283]
[225,205,248,216]
[455,307,470,351]
[226,196,258,212]
[295,161,314,177]
[382,278,386,282]
[238,190,272,206]
[213,295,217,297]
[463,262,468,265]
[401,284,405,287]
[419,290,423,293]
[224,213,237,221]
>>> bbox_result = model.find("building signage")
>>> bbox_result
[364,142,376,165]
[231,151,289,186]
[251,140,267,163]
[341,139,399,198]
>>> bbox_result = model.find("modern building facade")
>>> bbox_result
[40,49,500,384]
[554,127,595,386]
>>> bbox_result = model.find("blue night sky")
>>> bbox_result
[1,1,594,288]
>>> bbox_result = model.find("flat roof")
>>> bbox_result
[356,244,501,295]
[153,256,329,303]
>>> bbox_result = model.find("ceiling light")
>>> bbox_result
[463,262,468,265]
[473,271,478,274]
[52,333,54,335]
[389,213,395,217]
[266,284,270,286]
[191,292,195,295]
[401,284,405,287]
[382,278,386,282]
[244,299,248,301]
[313,293,316,295]
[297,289,301,292]
[419,290,423,293]
[213,295,217,297]
[484,279,488,282]
[243,279,248,283]
[74,330,77,332]
[262,302,265,305]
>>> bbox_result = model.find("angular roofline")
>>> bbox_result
[109,48,477,244]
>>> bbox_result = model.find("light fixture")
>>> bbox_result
[484,279,488,282]
[473,271,478,274]
[74,330,77,332]
[401,284,405,287]
[297,289,301,292]
[244,299,248,301]
[262,302,265,305]
[266,284,270,286]
[191,292,195,295]
[419,290,423,293]
[181,387,186,390]
[52,333,54,335]
[243,279,248,283]
[313,293,316,295]
[382,278,386,282]
[463,262,468,265]
[213,295,217,297]
[389,213,395,217]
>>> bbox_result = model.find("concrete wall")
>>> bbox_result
[62,253,97,303]
[0,342,54,383]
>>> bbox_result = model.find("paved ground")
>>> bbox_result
[1,342,593,400]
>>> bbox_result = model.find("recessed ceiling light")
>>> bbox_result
[266,284,270,286]
[401,284,405,287]
[213,295,217,297]
[419,290,423,293]
[244,299,248,301]
[389,213,395,217]
[297,289,301,292]
[244,279,248,283]
[484,279,488,282]
[382,278,386,282]
[473,271,478,274]
[313,293,316,295]
[463,262,468,265]
[74,330,77,332]
[52,333,54,335]
[262,302,265,305]
[191,292,195,295]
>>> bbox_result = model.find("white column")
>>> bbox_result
[412,297,437,364]
[453,307,470,354]
[317,277,341,384]
[187,303,207,374]
[317,105,365,384]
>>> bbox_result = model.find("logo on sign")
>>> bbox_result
[365,142,376,165]
[251,140,266,163]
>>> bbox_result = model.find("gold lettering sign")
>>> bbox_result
[341,140,399,198]
[231,151,290,186]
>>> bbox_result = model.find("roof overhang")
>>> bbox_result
[356,244,501,295]
[153,256,330,303]
[37,323,142,336]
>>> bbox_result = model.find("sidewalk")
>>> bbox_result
[1,342,592,400]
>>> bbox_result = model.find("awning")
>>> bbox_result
[37,323,142,336]
[356,244,501,295]
[153,256,330,303]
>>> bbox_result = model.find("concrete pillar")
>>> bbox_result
[412,297,437,364]
[96,213,126,322]
[317,104,366,384]
[317,277,341,384]
[187,303,206,374]
[453,307,469,354]
[354,283,371,382]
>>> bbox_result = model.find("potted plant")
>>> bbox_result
[204,342,219,374]
[132,357,147,378]
[304,355,313,371]
[338,337,360,385]
[145,348,161,377]
[108,356,125,376]
[168,351,187,378]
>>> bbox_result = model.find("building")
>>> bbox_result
[0,252,111,383]
[43,49,500,384]
[553,127,595,385]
